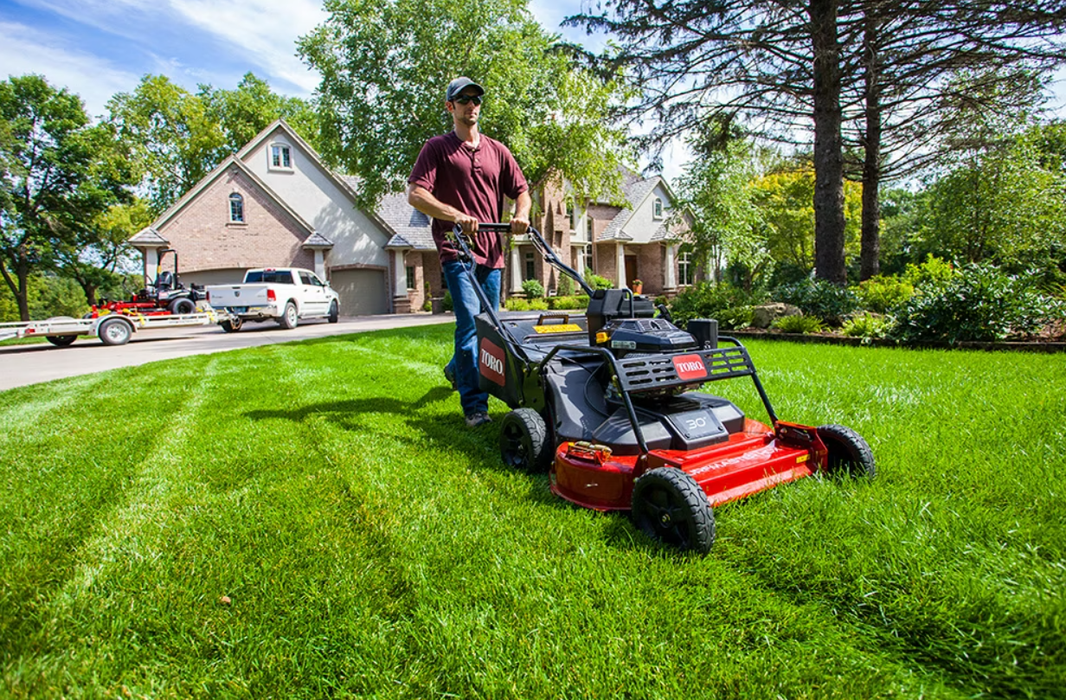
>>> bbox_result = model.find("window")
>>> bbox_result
[271,143,292,169]
[245,270,295,284]
[406,266,416,290]
[229,193,244,222]
[566,202,575,231]
[586,215,594,240]
[678,246,694,286]
[524,251,535,280]
[576,244,592,276]
[653,197,664,220]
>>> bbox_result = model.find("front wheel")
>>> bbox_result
[98,317,132,346]
[631,468,715,554]
[817,424,876,479]
[278,302,298,329]
[327,300,339,323]
[499,408,551,473]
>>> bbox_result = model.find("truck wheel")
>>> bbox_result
[169,298,195,315]
[499,408,550,473]
[631,467,715,554]
[46,335,77,347]
[220,318,242,333]
[328,300,339,324]
[817,425,876,479]
[278,302,298,329]
[98,317,132,346]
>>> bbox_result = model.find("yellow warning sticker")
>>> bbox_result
[533,324,583,334]
[796,454,809,463]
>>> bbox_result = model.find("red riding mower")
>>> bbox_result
[90,248,206,318]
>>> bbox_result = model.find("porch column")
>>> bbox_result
[144,247,161,284]
[314,250,326,279]
[616,243,626,288]
[510,243,522,293]
[393,250,408,297]
[664,244,677,291]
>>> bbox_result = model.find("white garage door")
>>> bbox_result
[330,269,388,316]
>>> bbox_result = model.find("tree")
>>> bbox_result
[200,73,321,156]
[0,75,131,321]
[297,0,636,209]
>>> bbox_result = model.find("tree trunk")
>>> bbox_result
[809,0,847,285]
[0,255,31,322]
[860,11,882,281]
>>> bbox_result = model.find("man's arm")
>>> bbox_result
[511,190,532,236]
[407,184,479,234]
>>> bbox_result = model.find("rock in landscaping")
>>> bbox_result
[752,303,802,329]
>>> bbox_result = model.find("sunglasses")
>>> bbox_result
[453,95,482,105]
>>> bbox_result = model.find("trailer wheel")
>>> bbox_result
[500,408,550,473]
[98,317,132,346]
[45,335,76,347]
[632,467,715,554]
[169,298,195,315]
[328,300,339,324]
[817,425,876,479]
[279,301,298,329]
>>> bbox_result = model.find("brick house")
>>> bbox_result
[130,120,691,314]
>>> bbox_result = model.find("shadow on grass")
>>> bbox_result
[243,387,668,556]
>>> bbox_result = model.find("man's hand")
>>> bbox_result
[510,215,530,237]
[455,212,479,235]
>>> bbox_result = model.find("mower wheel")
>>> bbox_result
[328,300,339,324]
[279,301,298,329]
[45,335,76,347]
[169,298,196,315]
[632,468,715,554]
[499,408,551,473]
[817,424,876,479]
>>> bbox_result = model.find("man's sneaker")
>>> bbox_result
[464,411,492,428]
[443,365,457,391]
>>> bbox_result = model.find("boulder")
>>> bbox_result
[751,303,802,329]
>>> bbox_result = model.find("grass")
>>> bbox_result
[1,327,1064,699]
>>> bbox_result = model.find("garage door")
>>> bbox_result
[329,269,388,316]
[181,268,247,287]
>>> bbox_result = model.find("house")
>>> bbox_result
[130,120,691,315]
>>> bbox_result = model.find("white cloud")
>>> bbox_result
[0,20,140,117]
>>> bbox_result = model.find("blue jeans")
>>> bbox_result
[442,260,501,416]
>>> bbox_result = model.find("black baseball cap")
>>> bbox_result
[446,77,485,102]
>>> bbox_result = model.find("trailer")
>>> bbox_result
[0,308,226,347]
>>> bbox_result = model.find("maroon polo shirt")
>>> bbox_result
[408,131,528,268]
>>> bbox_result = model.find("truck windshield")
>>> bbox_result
[244,271,294,284]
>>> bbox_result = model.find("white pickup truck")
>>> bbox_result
[206,268,340,332]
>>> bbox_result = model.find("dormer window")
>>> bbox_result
[271,143,292,169]
[229,193,244,222]
[653,197,664,220]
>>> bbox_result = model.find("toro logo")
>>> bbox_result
[672,354,708,381]
[479,338,507,386]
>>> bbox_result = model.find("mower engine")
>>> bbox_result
[586,289,701,358]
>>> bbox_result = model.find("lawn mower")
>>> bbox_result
[452,223,875,554]
[90,248,206,318]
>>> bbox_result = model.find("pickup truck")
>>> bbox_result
[206,268,340,332]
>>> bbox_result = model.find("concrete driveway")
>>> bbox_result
[0,314,453,392]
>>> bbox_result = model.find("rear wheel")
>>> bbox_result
[98,317,132,346]
[168,297,195,315]
[499,408,551,473]
[817,424,876,478]
[220,317,243,333]
[328,300,339,323]
[45,335,77,347]
[632,467,715,554]
[279,302,298,329]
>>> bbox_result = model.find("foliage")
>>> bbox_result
[298,0,635,209]
[520,278,544,299]
[1,74,134,320]
[771,315,824,334]
[583,269,612,290]
[892,262,1064,342]
[714,305,755,331]
[667,281,754,327]
[199,73,320,156]
[548,295,588,310]
[902,255,958,291]
[504,297,548,311]
[841,313,895,341]
[0,273,88,322]
[442,289,453,312]
[772,278,859,325]
[851,275,914,315]
[556,273,574,297]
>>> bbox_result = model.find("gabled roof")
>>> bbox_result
[302,232,334,248]
[599,174,667,242]
[147,155,315,237]
[129,227,169,246]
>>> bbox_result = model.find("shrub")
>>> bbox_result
[584,269,613,290]
[892,262,1064,343]
[522,279,545,299]
[772,314,825,334]
[773,278,858,325]
[668,282,754,326]
[557,274,575,297]
[442,290,453,312]
[716,306,755,330]
[852,275,914,314]
[505,297,531,311]
[842,312,895,341]
[902,255,957,291]
[549,295,588,310]
[529,299,550,311]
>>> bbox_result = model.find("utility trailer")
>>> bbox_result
[0,309,225,348]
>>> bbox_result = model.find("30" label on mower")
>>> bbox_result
[479,338,507,386]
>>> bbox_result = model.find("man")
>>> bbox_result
[408,77,532,427]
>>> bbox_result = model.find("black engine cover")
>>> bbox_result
[605,318,698,358]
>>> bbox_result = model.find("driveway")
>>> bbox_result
[0,314,453,392]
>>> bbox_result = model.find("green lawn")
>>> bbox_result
[2,327,1064,699]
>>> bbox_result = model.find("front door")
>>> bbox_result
[625,255,638,288]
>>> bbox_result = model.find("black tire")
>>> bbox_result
[631,467,716,554]
[817,424,876,479]
[169,297,195,315]
[220,318,242,333]
[45,335,77,347]
[499,408,551,473]
[328,300,339,324]
[98,317,132,346]
[279,301,298,329]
